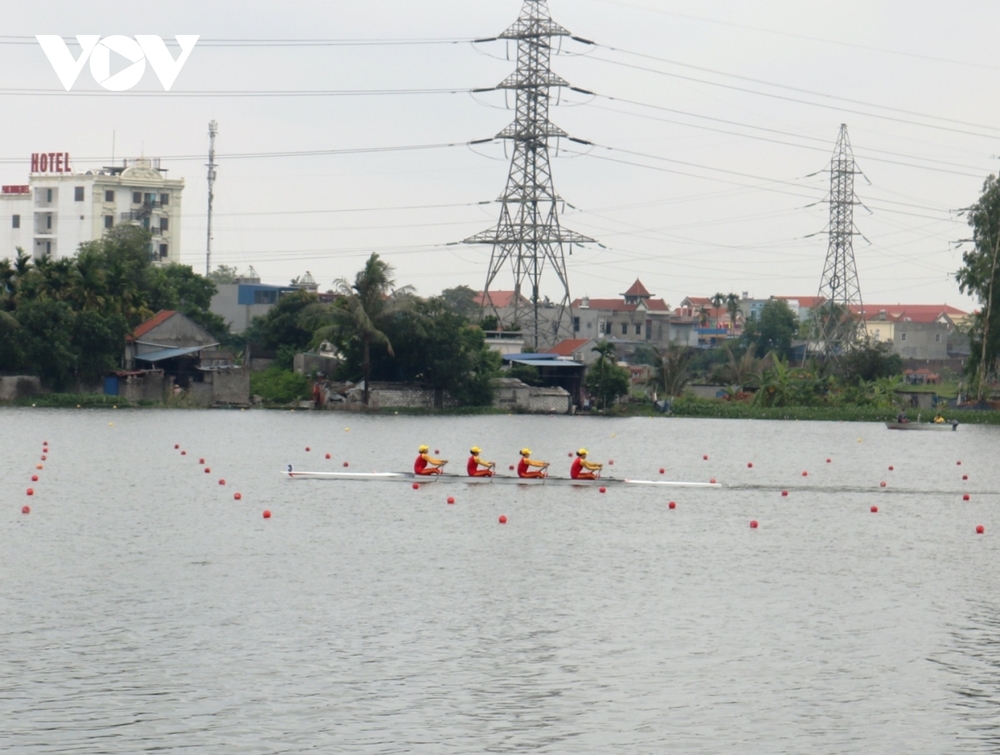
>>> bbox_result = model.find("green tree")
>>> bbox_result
[245,289,318,369]
[956,174,1000,398]
[725,293,741,331]
[207,265,240,284]
[586,340,629,409]
[440,285,479,319]
[839,339,903,384]
[646,342,693,398]
[743,299,799,359]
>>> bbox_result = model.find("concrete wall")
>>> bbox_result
[211,284,280,334]
[207,368,251,405]
[491,378,572,414]
[294,352,341,377]
[892,322,949,360]
[119,372,167,403]
[0,375,42,401]
[525,387,571,414]
[366,383,459,410]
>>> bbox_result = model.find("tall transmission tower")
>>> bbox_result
[205,120,218,277]
[464,0,593,350]
[814,123,866,358]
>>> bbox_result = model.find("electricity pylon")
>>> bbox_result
[814,123,866,358]
[464,0,593,350]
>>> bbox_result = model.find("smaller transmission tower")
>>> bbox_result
[814,123,866,358]
[464,0,593,350]
[205,120,218,276]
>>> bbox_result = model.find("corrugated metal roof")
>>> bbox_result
[505,357,585,368]
[135,345,212,362]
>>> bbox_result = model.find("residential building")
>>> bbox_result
[853,304,968,360]
[0,155,183,263]
[573,279,671,346]
[211,278,298,334]
[547,338,599,366]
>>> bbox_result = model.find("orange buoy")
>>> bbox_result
[412,483,420,490]
[668,501,676,509]
[659,468,665,474]
[36,464,43,469]
[325,453,331,459]
[26,488,33,496]
[880,481,887,488]
[234,492,242,500]
[750,520,759,529]
[781,490,788,497]
[263,510,271,519]
[599,486,607,493]
[976,525,985,534]
[31,474,38,482]
[871,505,878,513]
[498,515,507,524]
[963,494,970,501]
[218,479,226,486]
[21,505,30,514]
[447,497,455,505]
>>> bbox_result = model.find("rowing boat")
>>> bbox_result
[281,469,721,488]
[885,421,958,431]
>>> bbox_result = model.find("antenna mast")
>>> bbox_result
[206,120,218,277]
[814,123,866,358]
[464,0,593,350]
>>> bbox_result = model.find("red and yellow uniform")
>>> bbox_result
[414,445,447,476]
[517,448,549,479]
[467,447,494,477]
[571,449,603,480]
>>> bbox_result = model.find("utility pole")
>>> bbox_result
[205,120,218,277]
[814,123,866,359]
[464,0,593,350]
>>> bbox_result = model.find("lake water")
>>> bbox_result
[1,408,998,754]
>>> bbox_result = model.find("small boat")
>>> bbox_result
[281,469,721,488]
[885,421,958,431]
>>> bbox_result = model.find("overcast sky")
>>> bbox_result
[3,0,999,311]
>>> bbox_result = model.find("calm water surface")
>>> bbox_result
[1,408,998,753]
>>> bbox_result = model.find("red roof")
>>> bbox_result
[852,304,967,324]
[572,297,670,312]
[548,338,592,356]
[681,296,714,308]
[474,290,527,309]
[622,279,652,298]
[128,310,176,342]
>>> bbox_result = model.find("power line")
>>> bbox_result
[0,35,473,47]
[0,87,472,98]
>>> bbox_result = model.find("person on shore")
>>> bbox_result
[517,448,549,479]
[414,445,447,476]
[467,447,495,477]
[571,449,603,480]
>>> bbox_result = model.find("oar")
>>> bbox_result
[489,462,496,484]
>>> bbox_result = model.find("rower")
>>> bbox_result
[414,445,447,476]
[517,448,549,479]
[571,448,603,480]
[467,446,495,478]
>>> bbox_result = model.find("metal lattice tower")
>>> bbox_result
[464,0,593,350]
[205,120,218,277]
[814,123,866,357]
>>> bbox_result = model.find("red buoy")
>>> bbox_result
[826,458,832,463]
[180,451,186,456]
[963,494,970,501]
[218,479,226,486]
[199,458,205,465]
[747,462,753,468]
[508,465,514,471]
[31,474,38,482]
[325,453,331,459]
[871,505,878,513]
[568,452,573,457]
[343,462,349,468]
[659,468,665,475]
[801,471,808,477]
[26,488,33,496]
[599,486,607,493]
[710,478,717,484]
[174,444,179,449]
[957,461,962,465]
[888,466,894,471]
[499,515,508,524]
[750,520,759,529]
[963,475,968,481]
[412,483,420,490]
[234,493,242,500]
[40,455,46,461]
[608,460,614,465]
[880,481,887,488]
[781,491,788,497]
[435,449,440,454]
[262,510,271,519]
[204,467,211,473]
[976,525,985,534]
[447,497,455,505]
[21,505,30,514]
[703,455,708,460]
[668,501,676,509]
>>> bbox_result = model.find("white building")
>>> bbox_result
[0,154,184,263]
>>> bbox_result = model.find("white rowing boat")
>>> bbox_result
[281,469,721,488]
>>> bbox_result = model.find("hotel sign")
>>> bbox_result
[31,152,71,173]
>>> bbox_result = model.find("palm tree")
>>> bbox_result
[647,342,693,400]
[711,293,725,327]
[325,253,415,405]
[719,346,759,390]
[589,340,619,410]
[697,305,710,328]
[725,293,741,332]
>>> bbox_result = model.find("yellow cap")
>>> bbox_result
[577,448,588,456]
[470,446,481,454]
[418,445,429,452]
[520,448,531,456]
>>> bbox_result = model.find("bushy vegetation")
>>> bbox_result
[250,366,311,405]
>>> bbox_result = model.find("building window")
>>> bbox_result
[573,316,580,332]
[160,193,169,206]
[46,215,52,229]
[160,217,169,231]
[46,189,53,203]
[74,186,84,201]
[901,332,907,342]
[142,217,150,230]
[144,192,156,205]
[132,191,141,204]
[621,323,628,335]
[254,290,278,305]
[104,190,114,202]
[45,241,51,256]
[159,243,168,259]
[635,324,642,336]
[12,214,19,229]
[104,215,113,229]
[935,333,942,342]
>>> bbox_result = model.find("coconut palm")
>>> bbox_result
[711,293,725,327]
[725,293,741,332]
[646,342,693,399]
